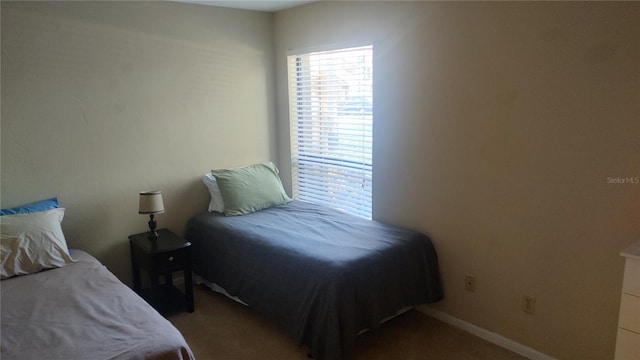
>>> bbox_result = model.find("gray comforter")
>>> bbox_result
[186,200,443,360]
[0,250,194,360]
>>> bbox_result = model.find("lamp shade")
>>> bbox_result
[138,191,165,214]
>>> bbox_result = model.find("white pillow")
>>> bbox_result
[203,173,225,213]
[0,208,74,279]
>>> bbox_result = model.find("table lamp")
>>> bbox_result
[138,191,165,240]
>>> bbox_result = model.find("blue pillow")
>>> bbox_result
[0,197,59,216]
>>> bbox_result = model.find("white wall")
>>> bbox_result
[274,2,640,359]
[1,1,276,283]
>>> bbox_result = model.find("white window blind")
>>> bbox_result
[287,45,373,219]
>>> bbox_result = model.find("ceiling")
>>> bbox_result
[171,0,317,12]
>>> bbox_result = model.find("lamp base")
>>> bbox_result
[148,214,159,240]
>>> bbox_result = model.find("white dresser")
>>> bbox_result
[615,240,640,360]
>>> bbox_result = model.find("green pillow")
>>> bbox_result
[211,162,292,216]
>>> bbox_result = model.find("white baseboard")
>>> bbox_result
[417,306,556,360]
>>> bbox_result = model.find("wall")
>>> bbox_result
[274,2,640,359]
[1,1,276,283]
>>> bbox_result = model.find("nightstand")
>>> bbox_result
[129,228,194,315]
[615,240,640,359]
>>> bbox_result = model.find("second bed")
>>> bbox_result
[185,200,443,360]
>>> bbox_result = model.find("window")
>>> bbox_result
[287,45,373,219]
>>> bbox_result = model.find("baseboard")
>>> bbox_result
[417,305,557,360]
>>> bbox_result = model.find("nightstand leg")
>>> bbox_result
[184,265,194,313]
[150,271,159,288]
[130,242,141,293]
[132,266,141,293]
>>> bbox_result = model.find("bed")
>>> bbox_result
[1,199,194,360]
[0,249,195,360]
[185,200,443,360]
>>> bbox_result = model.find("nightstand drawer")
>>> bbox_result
[154,247,188,273]
[617,242,640,360]
[615,328,640,360]
[623,259,640,297]
[619,294,640,333]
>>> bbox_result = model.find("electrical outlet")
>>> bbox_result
[522,295,536,314]
[464,275,476,292]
